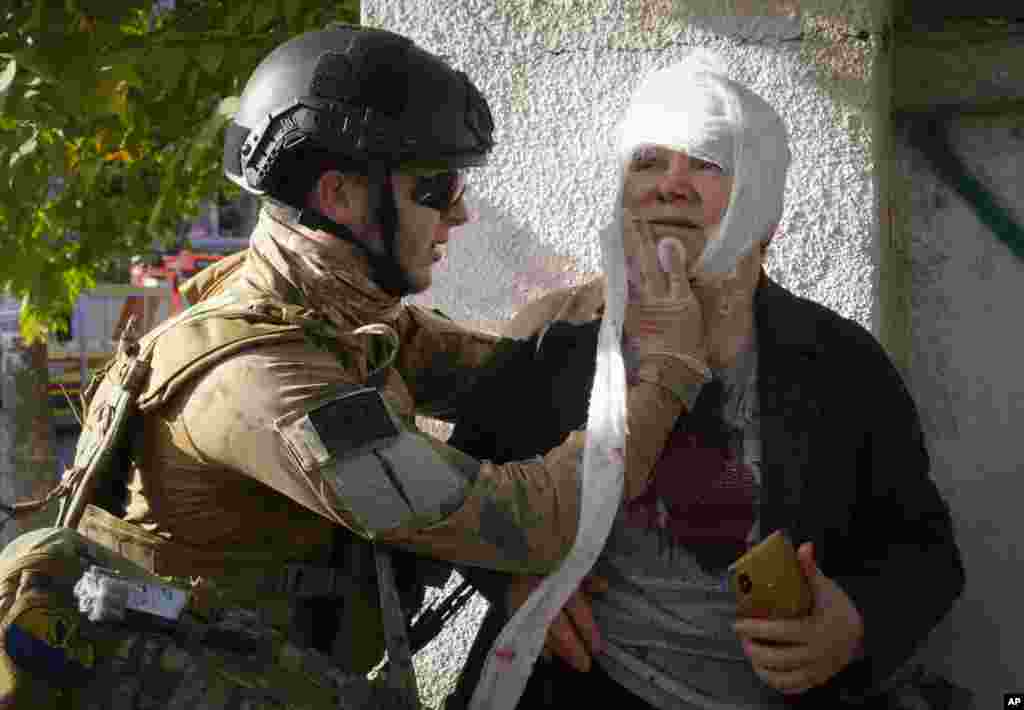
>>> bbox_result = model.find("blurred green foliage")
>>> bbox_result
[0,0,359,340]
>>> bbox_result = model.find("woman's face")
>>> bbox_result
[621,144,733,272]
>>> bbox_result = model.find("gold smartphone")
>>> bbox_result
[728,530,813,619]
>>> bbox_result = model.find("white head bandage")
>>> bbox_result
[619,51,791,275]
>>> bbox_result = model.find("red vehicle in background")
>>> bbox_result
[129,250,229,312]
[118,198,253,334]
[116,238,247,339]
[46,196,254,430]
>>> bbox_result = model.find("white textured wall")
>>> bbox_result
[365,1,882,334]
[365,2,883,706]
[896,112,1024,704]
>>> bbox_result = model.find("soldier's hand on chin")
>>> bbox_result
[622,215,706,369]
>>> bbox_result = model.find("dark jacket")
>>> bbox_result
[448,276,965,707]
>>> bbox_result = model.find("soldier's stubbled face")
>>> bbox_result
[388,172,470,295]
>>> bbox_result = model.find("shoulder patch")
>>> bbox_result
[307,387,401,459]
[276,387,476,534]
[275,385,399,473]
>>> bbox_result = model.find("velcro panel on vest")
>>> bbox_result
[277,388,477,535]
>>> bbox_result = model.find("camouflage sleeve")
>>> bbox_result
[176,335,574,576]
[393,304,503,421]
[500,276,606,340]
[176,325,685,577]
[378,430,586,576]
[263,372,585,575]
[374,380,686,574]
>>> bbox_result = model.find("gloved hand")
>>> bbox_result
[505,573,608,672]
[622,214,709,380]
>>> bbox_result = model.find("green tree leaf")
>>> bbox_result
[0,59,16,98]
[184,64,201,103]
[216,95,240,119]
[186,110,226,172]
[225,0,256,32]
[197,43,225,76]
[104,57,144,89]
[79,155,103,192]
[253,0,282,32]
[149,47,190,94]
[9,133,38,169]
[21,1,46,33]
[78,0,141,26]
[0,57,16,94]
[13,47,62,81]
[283,0,305,32]
[0,0,363,343]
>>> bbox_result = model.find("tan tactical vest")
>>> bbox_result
[60,290,404,661]
[65,291,319,572]
[0,290,423,708]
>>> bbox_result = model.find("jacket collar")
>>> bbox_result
[246,208,403,328]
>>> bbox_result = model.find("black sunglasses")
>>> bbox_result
[411,170,467,212]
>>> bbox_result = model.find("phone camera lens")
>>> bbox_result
[737,573,753,594]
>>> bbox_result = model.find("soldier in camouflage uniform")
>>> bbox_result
[42,24,709,707]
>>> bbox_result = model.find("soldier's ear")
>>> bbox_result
[313,170,369,226]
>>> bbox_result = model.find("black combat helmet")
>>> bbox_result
[222,25,495,294]
[224,24,494,194]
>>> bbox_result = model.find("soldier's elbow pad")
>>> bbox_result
[282,386,480,534]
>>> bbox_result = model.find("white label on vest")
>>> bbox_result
[124,578,189,620]
[76,566,189,622]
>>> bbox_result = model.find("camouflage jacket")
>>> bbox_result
[88,210,692,680]
[119,211,591,584]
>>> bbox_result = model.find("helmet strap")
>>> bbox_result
[295,166,413,297]
[364,165,415,297]
[295,207,378,254]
